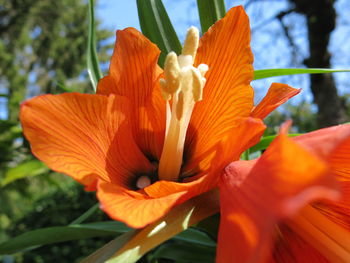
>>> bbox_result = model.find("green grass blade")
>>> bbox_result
[253,68,350,80]
[80,231,137,263]
[81,190,219,263]
[150,242,215,262]
[172,228,215,247]
[196,0,226,33]
[137,0,182,67]
[250,134,301,153]
[69,204,100,225]
[81,228,215,263]
[87,0,103,91]
[1,160,49,187]
[0,221,130,255]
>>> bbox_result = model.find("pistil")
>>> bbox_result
[158,27,208,182]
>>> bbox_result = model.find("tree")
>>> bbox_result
[0,0,113,239]
[0,0,112,122]
[288,0,349,127]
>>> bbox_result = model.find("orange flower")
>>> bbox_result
[20,6,298,228]
[217,122,350,262]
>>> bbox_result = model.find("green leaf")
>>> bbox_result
[80,228,215,263]
[81,190,220,263]
[137,0,182,67]
[87,0,103,91]
[196,0,226,33]
[253,68,350,80]
[172,227,215,247]
[80,231,137,263]
[195,213,220,240]
[151,242,216,262]
[241,148,250,160]
[69,203,100,225]
[249,134,301,153]
[55,82,74,92]
[0,221,130,255]
[1,160,49,187]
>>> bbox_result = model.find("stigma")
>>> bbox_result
[158,26,209,182]
[136,175,152,189]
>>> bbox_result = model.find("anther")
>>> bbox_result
[198,64,209,76]
[159,79,171,101]
[164,52,180,94]
[182,26,199,61]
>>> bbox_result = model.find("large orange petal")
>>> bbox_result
[97,180,190,228]
[183,117,265,177]
[143,174,210,199]
[293,124,350,181]
[315,181,350,233]
[98,168,219,228]
[271,225,329,263]
[251,83,300,119]
[97,28,162,98]
[97,28,165,160]
[330,136,350,181]
[186,6,254,166]
[216,129,339,263]
[20,93,153,189]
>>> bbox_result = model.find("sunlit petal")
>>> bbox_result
[20,93,153,188]
[97,28,166,159]
[217,127,339,262]
[186,6,254,168]
[251,83,300,119]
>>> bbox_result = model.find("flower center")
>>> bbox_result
[158,26,209,182]
[288,205,350,262]
[136,175,152,189]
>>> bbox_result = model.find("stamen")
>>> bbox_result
[182,26,199,61]
[158,26,208,182]
[288,205,350,263]
[136,175,151,189]
[163,52,180,95]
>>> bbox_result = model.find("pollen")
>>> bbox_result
[158,26,209,182]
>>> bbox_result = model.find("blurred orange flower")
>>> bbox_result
[217,123,350,262]
[20,6,299,228]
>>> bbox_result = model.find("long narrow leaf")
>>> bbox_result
[87,0,103,91]
[0,222,129,255]
[1,160,49,187]
[81,189,220,263]
[174,228,215,247]
[250,134,301,153]
[196,0,226,33]
[253,68,350,80]
[151,242,216,262]
[79,228,215,263]
[137,0,182,66]
[69,203,100,225]
[79,231,137,263]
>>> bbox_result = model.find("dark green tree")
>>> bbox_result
[0,0,112,122]
[0,0,113,241]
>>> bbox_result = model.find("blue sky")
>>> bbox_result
[96,0,350,106]
[95,0,311,104]
[0,1,348,119]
